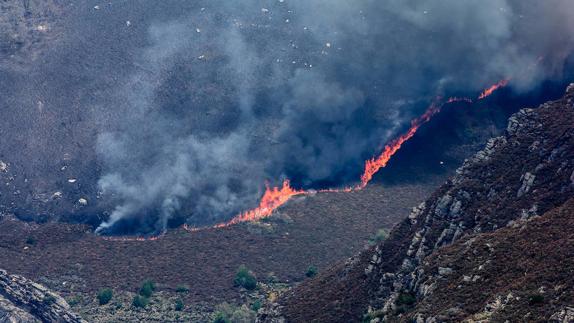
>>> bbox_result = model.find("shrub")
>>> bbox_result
[175,298,184,311]
[213,303,256,323]
[213,312,230,323]
[251,299,262,312]
[176,284,190,293]
[529,294,544,305]
[97,288,113,305]
[369,228,388,244]
[396,292,416,306]
[233,265,257,290]
[66,295,82,306]
[139,280,156,298]
[305,266,318,278]
[132,295,149,308]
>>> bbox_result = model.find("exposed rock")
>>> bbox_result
[437,267,453,276]
[0,269,86,323]
[549,307,574,323]
[265,86,574,323]
[0,295,40,323]
[517,172,535,197]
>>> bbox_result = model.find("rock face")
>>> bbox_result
[0,269,86,323]
[260,86,574,322]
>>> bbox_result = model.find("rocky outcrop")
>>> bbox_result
[0,269,86,323]
[264,85,574,322]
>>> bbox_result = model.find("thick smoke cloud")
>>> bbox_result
[92,0,574,233]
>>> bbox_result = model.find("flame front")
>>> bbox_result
[358,103,441,189]
[478,79,509,99]
[225,180,306,226]
[118,79,510,237]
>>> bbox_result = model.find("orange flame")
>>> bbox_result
[111,79,511,236]
[478,79,509,99]
[358,103,442,189]
[225,180,306,225]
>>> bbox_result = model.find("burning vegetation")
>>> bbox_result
[182,79,510,233]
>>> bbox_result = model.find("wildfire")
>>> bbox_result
[478,79,509,99]
[109,79,511,237]
[225,180,306,225]
[358,103,441,189]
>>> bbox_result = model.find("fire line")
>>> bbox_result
[105,79,509,240]
[183,79,509,232]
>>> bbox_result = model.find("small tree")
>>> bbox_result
[139,280,156,298]
[132,295,149,308]
[233,265,257,290]
[97,288,113,305]
[305,266,318,278]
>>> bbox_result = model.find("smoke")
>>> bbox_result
[93,0,574,233]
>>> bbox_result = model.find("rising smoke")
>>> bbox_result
[92,0,574,233]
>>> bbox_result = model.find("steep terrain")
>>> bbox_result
[262,84,574,322]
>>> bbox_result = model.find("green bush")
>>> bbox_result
[175,298,184,311]
[369,228,388,244]
[176,284,190,293]
[139,280,156,298]
[213,303,256,323]
[97,288,113,305]
[213,312,230,323]
[233,265,257,290]
[66,295,82,306]
[132,295,149,308]
[528,294,544,305]
[305,266,318,278]
[396,292,416,306]
[251,300,262,312]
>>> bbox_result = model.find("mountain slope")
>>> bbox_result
[260,84,574,322]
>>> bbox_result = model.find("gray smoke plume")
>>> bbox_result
[55,0,574,233]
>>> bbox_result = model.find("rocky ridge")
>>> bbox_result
[0,269,86,323]
[260,84,574,322]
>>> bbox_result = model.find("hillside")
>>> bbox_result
[0,180,436,321]
[261,84,574,322]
